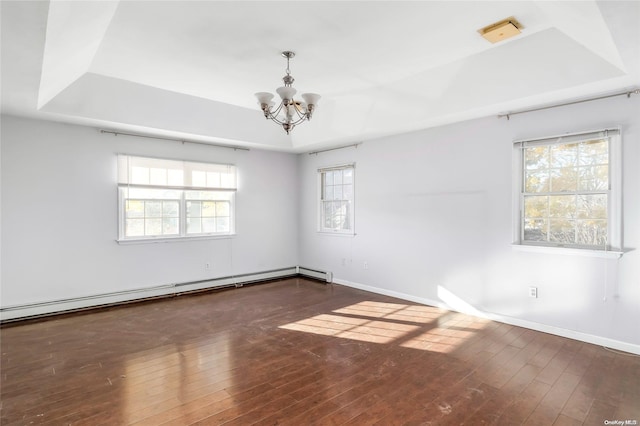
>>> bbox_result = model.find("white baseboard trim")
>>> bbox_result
[333,278,640,356]
[1,266,312,321]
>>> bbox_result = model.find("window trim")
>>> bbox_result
[317,163,356,235]
[117,154,237,242]
[512,128,622,254]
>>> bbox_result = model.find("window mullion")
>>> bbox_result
[180,190,186,237]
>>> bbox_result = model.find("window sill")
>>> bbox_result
[117,234,236,245]
[317,231,356,237]
[511,244,624,259]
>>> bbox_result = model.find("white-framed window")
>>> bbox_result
[117,155,236,241]
[318,164,355,234]
[513,128,622,252]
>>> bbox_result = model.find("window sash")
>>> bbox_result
[117,152,237,240]
[514,130,621,251]
[119,188,235,240]
[318,164,355,234]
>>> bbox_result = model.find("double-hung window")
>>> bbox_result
[318,164,355,234]
[514,129,621,252]
[118,155,236,241]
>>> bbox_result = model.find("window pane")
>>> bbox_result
[145,218,162,235]
[577,220,607,246]
[324,217,332,229]
[577,194,607,219]
[325,171,334,185]
[126,219,144,237]
[342,204,351,229]
[550,167,577,192]
[343,184,353,200]
[186,218,201,234]
[216,202,229,217]
[524,218,547,241]
[578,165,608,191]
[333,186,343,200]
[579,140,608,166]
[525,170,549,193]
[524,146,549,170]
[524,196,547,218]
[217,217,229,232]
[334,170,343,185]
[163,201,179,217]
[549,195,576,219]
[202,218,216,233]
[186,201,201,217]
[324,185,334,200]
[145,202,162,218]
[550,143,577,168]
[126,200,144,218]
[549,219,575,244]
[202,202,215,217]
[163,217,179,235]
[343,168,353,184]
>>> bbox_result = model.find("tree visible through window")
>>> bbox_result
[516,129,621,250]
[319,164,354,234]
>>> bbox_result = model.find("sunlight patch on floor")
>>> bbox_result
[278,299,494,353]
[332,301,445,324]
[279,313,420,344]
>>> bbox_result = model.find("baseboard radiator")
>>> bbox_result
[0,266,332,322]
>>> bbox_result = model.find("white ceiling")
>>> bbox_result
[2,1,639,152]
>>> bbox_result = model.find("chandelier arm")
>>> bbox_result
[265,112,287,126]
[287,115,307,127]
[291,106,307,121]
[270,101,285,118]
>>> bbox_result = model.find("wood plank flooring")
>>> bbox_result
[1,278,639,425]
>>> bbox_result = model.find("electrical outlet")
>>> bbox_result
[363,261,369,270]
[528,286,538,298]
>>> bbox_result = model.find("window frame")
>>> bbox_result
[117,155,237,243]
[317,163,355,235]
[512,128,622,254]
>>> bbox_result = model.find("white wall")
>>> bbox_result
[2,94,639,351]
[1,115,298,307]
[298,94,640,350]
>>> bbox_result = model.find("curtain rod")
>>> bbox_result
[307,143,361,156]
[99,129,250,151]
[498,88,639,120]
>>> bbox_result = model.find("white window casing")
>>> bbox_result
[117,155,236,242]
[318,163,355,235]
[512,128,622,255]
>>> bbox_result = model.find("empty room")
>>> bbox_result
[1,1,639,425]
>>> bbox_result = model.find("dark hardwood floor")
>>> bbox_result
[1,278,639,425]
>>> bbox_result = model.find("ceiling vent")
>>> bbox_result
[478,17,522,43]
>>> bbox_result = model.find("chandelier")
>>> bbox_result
[255,51,320,134]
